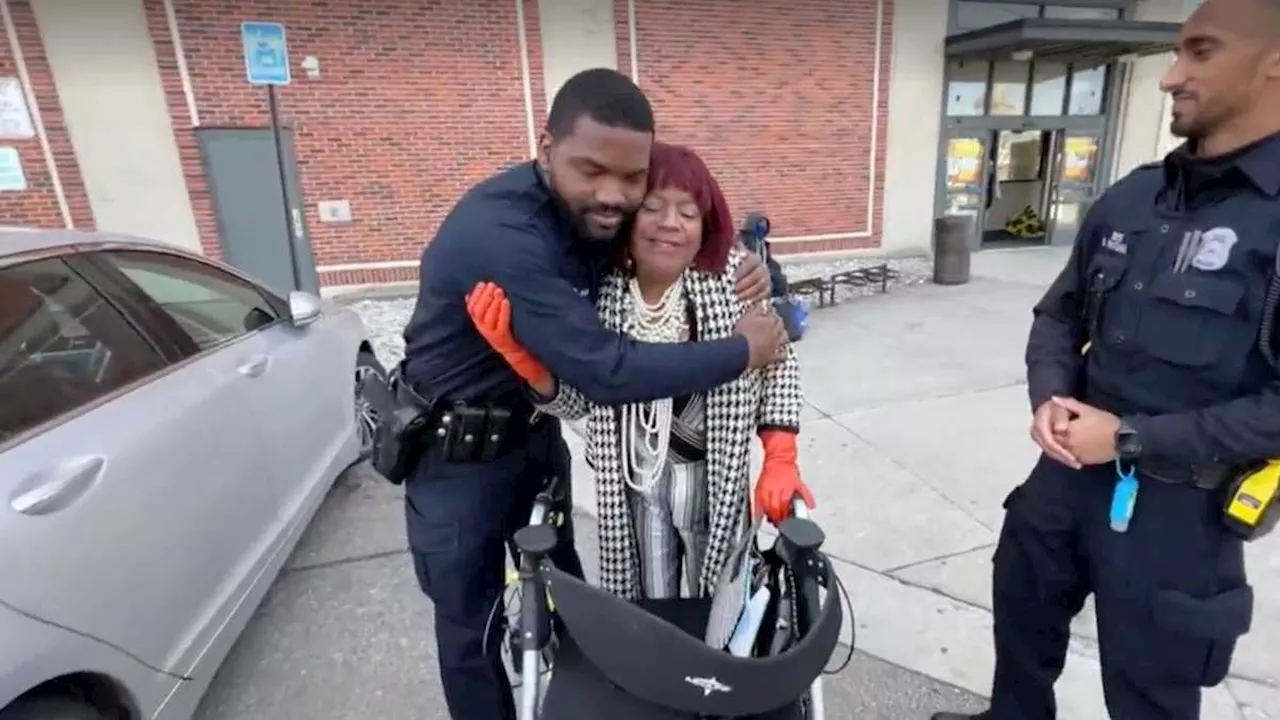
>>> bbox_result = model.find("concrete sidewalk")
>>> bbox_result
[563,246,1279,719]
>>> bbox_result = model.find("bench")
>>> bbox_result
[786,263,898,308]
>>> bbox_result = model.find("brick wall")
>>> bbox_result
[617,0,894,256]
[0,0,91,234]
[150,0,539,286]
[7,0,892,284]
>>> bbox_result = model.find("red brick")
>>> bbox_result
[0,0,92,235]
[322,264,416,288]
[5,0,892,288]
[149,0,537,278]
[620,0,892,253]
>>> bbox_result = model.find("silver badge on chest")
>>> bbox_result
[1190,227,1238,272]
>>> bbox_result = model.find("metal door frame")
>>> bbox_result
[936,128,997,248]
[1046,127,1107,245]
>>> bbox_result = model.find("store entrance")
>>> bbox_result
[942,127,1102,249]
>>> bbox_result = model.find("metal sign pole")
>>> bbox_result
[242,20,305,294]
[266,84,303,292]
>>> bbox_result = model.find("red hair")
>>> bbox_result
[640,142,736,274]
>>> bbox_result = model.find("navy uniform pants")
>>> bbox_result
[989,455,1254,720]
[404,417,584,720]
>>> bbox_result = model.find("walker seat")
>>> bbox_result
[537,552,842,719]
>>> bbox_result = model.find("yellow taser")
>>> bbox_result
[1222,460,1280,541]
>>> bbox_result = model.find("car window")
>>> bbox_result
[100,251,282,351]
[0,258,168,444]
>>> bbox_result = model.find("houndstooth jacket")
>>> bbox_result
[535,248,805,601]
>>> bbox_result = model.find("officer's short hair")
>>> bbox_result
[545,68,655,140]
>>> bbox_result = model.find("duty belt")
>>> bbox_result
[1133,458,1234,490]
[407,382,547,463]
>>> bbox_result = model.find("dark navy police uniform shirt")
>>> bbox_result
[401,161,750,409]
[1027,131,1280,467]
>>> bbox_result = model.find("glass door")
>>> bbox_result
[942,133,991,248]
[1047,131,1101,246]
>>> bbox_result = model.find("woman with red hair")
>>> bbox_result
[467,142,813,602]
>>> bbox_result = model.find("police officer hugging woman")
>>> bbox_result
[384,66,799,720]
[466,139,814,605]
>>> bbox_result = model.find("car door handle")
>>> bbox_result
[237,355,271,378]
[10,456,106,516]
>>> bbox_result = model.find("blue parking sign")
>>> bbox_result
[241,21,291,86]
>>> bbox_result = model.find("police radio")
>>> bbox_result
[1259,237,1280,369]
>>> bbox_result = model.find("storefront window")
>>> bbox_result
[946,60,989,117]
[1029,62,1068,115]
[1042,5,1121,20]
[952,2,1039,32]
[1068,65,1107,115]
[989,62,1030,116]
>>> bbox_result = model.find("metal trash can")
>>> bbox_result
[933,214,973,286]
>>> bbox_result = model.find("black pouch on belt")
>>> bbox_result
[436,404,519,463]
[368,365,434,485]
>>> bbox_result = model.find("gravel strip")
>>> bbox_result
[348,256,933,367]
[348,298,413,368]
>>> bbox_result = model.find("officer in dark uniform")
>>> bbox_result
[934,1,1280,718]
[400,68,784,720]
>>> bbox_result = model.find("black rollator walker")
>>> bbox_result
[504,475,846,719]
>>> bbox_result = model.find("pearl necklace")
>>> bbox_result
[620,276,688,495]
[628,275,687,342]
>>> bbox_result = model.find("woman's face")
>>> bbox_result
[630,186,703,281]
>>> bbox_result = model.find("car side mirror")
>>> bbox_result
[288,291,323,328]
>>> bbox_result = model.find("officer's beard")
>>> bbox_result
[1170,114,1209,141]
[543,166,636,244]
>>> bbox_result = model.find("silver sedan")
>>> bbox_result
[0,229,387,719]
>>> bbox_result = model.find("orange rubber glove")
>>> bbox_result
[753,430,815,524]
[464,281,550,388]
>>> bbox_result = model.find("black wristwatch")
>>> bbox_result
[1115,419,1142,462]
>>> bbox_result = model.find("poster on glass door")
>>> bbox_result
[1061,136,1099,185]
